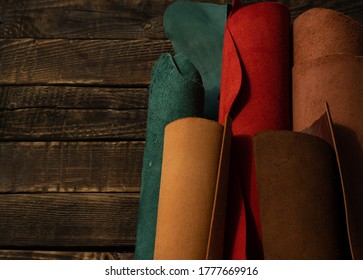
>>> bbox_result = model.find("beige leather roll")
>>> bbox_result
[154,117,231,259]
[293,8,363,259]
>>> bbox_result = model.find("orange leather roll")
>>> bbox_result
[154,117,231,259]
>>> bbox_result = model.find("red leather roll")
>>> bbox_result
[219,2,291,259]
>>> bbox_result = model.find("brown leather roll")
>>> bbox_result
[293,55,363,259]
[154,117,231,260]
[293,8,363,259]
[293,55,363,133]
[254,130,350,259]
[293,8,363,65]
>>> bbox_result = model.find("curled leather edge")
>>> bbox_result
[219,24,243,123]
[302,102,353,259]
[206,115,232,259]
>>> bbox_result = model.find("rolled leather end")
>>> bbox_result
[154,116,231,260]
[254,130,350,260]
[293,8,363,65]
[164,1,227,120]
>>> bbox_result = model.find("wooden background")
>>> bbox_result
[0,0,362,260]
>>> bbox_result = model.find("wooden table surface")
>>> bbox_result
[0,0,362,260]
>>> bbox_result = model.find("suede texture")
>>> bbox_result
[134,53,204,260]
[293,8,363,259]
[154,117,231,260]
[164,0,227,120]
[293,8,363,66]
[219,2,291,259]
[253,130,350,260]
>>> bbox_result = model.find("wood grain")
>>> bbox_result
[0,141,144,193]
[0,108,146,140]
[0,0,361,40]
[0,0,171,39]
[0,39,173,86]
[0,193,138,247]
[0,86,148,110]
[0,250,134,260]
[0,0,227,39]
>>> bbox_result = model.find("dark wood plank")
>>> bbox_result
[0,108,146,140]
[0,0,227,39]
[0,0,171,39]
[0,250,133,260]
[0,86,148,110]
[0,39,173,86]
[0,1,360,40]
[0,193,138,247]
[0,141,144,193]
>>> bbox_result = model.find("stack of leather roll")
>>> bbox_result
[134,0,362,260]
[135,1,232,261]
[289,8,363,260]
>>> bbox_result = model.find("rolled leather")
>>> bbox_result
[164,0,227,120]
[293,8,363,259]
[293,8,363,65]
[134,53,204,259]
[254,127,350,259]
[154,117,231,259]
[219,2,291,259]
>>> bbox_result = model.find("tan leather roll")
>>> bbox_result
[154,117,231,260]
[293,8,363,65]
[254,130,350,260]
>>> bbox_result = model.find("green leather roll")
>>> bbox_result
[134,53,204,259]
[164,0,227,120]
